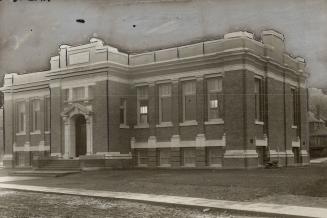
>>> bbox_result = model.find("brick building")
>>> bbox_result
[0,30,309,169]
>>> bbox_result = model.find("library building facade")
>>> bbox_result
[1,30,309,169]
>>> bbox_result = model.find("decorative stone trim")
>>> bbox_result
[274,151,287,158]
[255,120,264,125]
[50,153,63,158]
[291,125,298,129]
[156,122,173,128]
[262,30,285,40]
[134,124,150,129]
[292,137,301,147]
[269,150,279,158]
[13,144,50,152]
[179,120,198,126]
[300,150,309,156]
[224,150,258,159]
[16,132,26,136]
[3,154,13,160]
[61,103,94,158]
[30,130,41,135]
[131,134,226,149]
[224,31,254,39]
[204,119,224,125]
[119,124,130,129]
[256,134,268,147]
[286,150,294,157]
[95,152,132,159]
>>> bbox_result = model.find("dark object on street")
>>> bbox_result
[76,19,85,23]
[265,160,279,169]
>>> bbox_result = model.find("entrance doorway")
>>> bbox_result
[257,146,268,166]
[75,115,86,157]
[293,147,300,164]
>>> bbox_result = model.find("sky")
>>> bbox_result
[0,0,326,87]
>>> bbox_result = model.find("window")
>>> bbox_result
[182,80,196,121]
[72,87,85,100]
[45,97,50,132]
[291,87,300,127]
[207,77,223,120]
[31,99,40,132]
[206,147,222,167]
[17,102,26,133]
[254,78,264,121]
[158,83,172,123]
[120,98,127,125]
[183,148,195,167]
[137,86,149,125]
[159,148,170,166]
[137,149,148,166]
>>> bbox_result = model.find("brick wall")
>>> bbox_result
[93,80,109,153]
[50,87,63,155]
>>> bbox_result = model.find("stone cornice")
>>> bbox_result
[2,30,309,93]
[2,49,307,92]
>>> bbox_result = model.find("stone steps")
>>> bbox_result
[39,160,81,170]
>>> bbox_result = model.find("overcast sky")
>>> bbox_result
[0,0,326,87]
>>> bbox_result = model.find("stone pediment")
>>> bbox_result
[61,103,93,119]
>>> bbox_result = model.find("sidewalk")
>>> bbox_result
[0,183,326,218]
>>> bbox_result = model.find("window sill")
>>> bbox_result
[120,124,130,129]
[179,120,198,126]
[292,125,298,129]
[134,124,149,129]
[65,98,93,104]
[16,132,26,136]
[156,122,173,128]
[205,119,224,125]
[30,130,41,135]
[45,131,51,134]
[255,120,264,125]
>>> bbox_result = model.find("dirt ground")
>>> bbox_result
[5,164,327,208]
[0,189,263,218]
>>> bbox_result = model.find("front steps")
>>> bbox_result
[38,159,81,170]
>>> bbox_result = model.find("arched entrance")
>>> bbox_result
[61,103,93,159]
[74,115,87,157]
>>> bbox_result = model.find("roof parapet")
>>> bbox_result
[224,31,254,39]
[261,30,284,41]
[296,56,305,63]
[3,73,17,87]
[45,30,307,77]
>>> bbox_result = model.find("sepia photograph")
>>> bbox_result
[0,0,326,217]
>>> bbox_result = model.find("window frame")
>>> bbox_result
[182,80,197,122]
[158,83,172,124]
[254,77,264,122]
[31,98,41,133]
[16,101,26,134]
[120,98,127,126]
[45,96,51,132]
[72,86,85,101]
[207,77,223,121]
[291,87,300,129]
[136,86,149,126]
